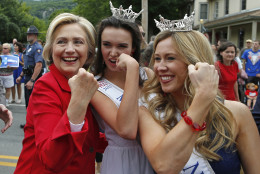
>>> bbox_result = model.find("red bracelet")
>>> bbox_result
[181,111,206,131]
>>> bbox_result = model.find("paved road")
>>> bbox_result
[0,85,26,174]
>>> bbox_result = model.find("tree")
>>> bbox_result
[71,0,193,37]
[0,0,46,43]
[73,0,110,27]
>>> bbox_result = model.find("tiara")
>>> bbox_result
[154,11,195,32]
[109,1,143,23]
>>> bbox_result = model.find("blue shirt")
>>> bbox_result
[241,49,260,76]
[24,41,43,69]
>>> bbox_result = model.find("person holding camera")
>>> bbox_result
[16,26,43,128]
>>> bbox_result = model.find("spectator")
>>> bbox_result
[11,42,24,104]
[215,42,239,101]
[10,38,17,54]
[141,35,156,67]
[136,20,148,53]
[216,38,227,50]
[0,43,16,106]
[241,40,260,85]
[240,39,252,58]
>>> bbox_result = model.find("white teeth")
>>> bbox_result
[64,58,77,61]
[110,59,116,63]
[161,76,172,80]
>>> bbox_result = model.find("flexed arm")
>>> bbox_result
[91,53,140,139]
[33,68,99,172]
[139,63,219,174]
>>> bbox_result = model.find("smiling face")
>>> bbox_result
[153,37,188,95]
[52,23,89,78]
[101,27,134,72]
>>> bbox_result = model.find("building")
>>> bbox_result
[193,0,260,48]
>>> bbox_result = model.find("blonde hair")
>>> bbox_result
[42,13,96,69]
[3,43,11,52]
[143,30,237,161]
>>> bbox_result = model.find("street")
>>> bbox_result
[0,85,26,174]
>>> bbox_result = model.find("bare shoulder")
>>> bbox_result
[224,100,251,117]
[224,100,256,135]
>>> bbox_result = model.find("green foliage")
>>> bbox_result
[48,9,73,22]
[72,0,110,27]
[71,0,193,37]
[0,0,47,43]
[24,0,75,19]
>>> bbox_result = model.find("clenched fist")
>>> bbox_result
[67,68,98,124]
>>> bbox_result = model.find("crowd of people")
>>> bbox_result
[0,1,260,174]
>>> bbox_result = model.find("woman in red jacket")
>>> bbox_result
[14,13,107,174]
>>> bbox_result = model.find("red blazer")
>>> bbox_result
[14,64,107,174]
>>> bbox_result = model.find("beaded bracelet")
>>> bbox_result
[181,111,206,131]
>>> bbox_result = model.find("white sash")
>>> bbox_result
[96,77,123,108]
[180,149,215,174]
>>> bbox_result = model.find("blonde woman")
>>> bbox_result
[139,30,260,173]
[14,13,107,174]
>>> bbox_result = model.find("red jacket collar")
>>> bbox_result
[49,64,71,92]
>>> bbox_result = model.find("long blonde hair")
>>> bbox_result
[142,30,237,161]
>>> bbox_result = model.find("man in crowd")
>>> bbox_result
[241,40,260,85]
[240,39,253,58]
[10,38,17,54]
[16,25,43,128]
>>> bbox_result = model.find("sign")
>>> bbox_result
[0,55,19,68]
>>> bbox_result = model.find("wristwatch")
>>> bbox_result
[30,79,35,83]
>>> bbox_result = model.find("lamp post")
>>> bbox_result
[142,0,148,42]
[199,19,204,33]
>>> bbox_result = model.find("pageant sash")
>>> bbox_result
[95,76,123,108]
[180,148,215,174]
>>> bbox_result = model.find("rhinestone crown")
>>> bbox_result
[154,11,195,32]
[110,1,143,23]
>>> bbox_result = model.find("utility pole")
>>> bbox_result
[142,0,148,42]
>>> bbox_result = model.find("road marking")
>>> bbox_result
[8,104,26,107]
[0,161,16,167]
[0,155,19,160]
[0,155,18,167]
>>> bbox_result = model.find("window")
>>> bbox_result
[239,29,245,49]
[241,0,246,10]
[225,0,229,15]
[200,3,208,20]
[214,2,219,19]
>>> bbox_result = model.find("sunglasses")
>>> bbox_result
[141,32,145,37]
[3,48,9,49]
